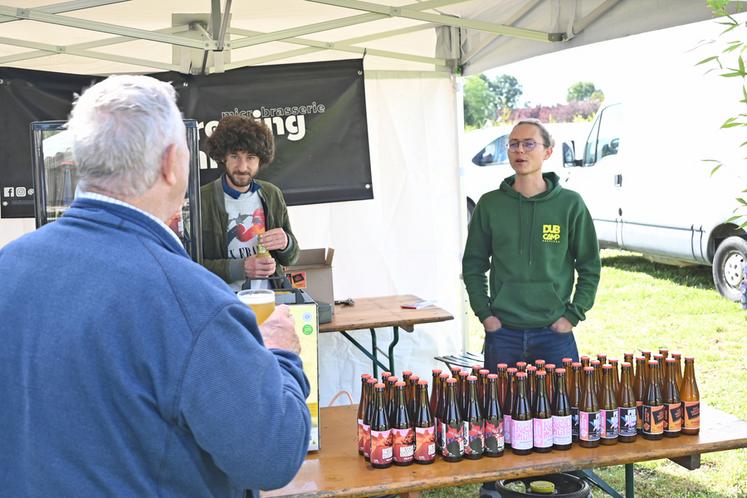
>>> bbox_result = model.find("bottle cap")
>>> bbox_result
[535,370,546,377]
[530,480,556,494]
[418,379,428,386]
[580,355,590,360]
[388,376,399,383]
[472,364,482,371]
[487,373,498,379]
[458,371,469,377]
[382,371,392,378]
[516,361,527,367]
[362,373,372,379]
[402,370,413,376]
[621,362,631,368]
[507,367,518,373]
[410,375,420,382]
[479,369,490,375]
[602,364,612,370]
[571,362,582,368]
[526,365,537,372]
[395,381,406,387]
[609,358,618,364]
[446,378,457,384]
[439,372,450,379]
[591,360,600,366]
[555,368,566,375]
[374,382,385,389]
[516,372,527,378]
[367,377,378,384]
[432,368,442,375]
[648,360,658,366]
[467,375,478,382]
[546,364,556,369]
[584,367,594,372]
[497,363,508,369]
[562,357,572,362]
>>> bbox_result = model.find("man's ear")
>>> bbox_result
[160,144,179,186]
[544,145,554,160]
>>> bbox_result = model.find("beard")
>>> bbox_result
[226,170,253,189]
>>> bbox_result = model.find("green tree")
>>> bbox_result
[486,74,523,121]
[463,75,496,128]
[702,0,747,228]
[567,81,604,102]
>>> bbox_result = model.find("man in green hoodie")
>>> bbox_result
[462,119,601,370]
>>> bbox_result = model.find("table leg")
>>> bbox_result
[339,330,388,376]
[388,326,400,374]
[625,463,634,497]
[369,328,378,378]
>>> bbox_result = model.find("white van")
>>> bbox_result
[562,100,747,301]
[463,122,588,217]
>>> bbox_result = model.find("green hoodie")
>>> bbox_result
[462,172,601,329]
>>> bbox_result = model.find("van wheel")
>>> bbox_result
[712,236,747,301]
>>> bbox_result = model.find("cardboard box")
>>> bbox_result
[285,248,334,308]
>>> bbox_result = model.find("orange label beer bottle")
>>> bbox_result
[663,358,682,437]
[680,357,700,435]
[633,356,647,433]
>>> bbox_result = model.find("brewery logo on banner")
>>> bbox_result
[197,101,327,171]
[2,186,35,208]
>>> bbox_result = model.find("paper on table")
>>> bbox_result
[400,299,435,310]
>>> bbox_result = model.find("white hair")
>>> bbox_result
[67,75,184,197]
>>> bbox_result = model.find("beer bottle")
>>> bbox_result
[429,369,442,416]
[516,361,527,373]
[407,374,420,417]
[545,363,556,402]
[590,360,602,400]
[503,368,517,448]
[370,382,393,468]
[357,373,372,455]
[435,372,450,452]
[390,381,415,466]
[386,376,399,414]
[363,377,378,460]
[633,356,647,433]
[413,379,436,464]
[671,352,683,391]
[526,365,538,408]
[597,353,607,365]
[497,363,508,407]
[441,378,464,462]
[478,369,490,412]
[535,359,546,371]
[552,368,573,451]
[642,360,665,440]
[570,362,583,442]
[599,365,619,445]
[618,362,638,443]
[654,354,665,381]
[561,358,574,396]
[580,355,591,369]
[380,371,391,407]
[463,375,484,459]
[532,371,553,453]
[578,367,601,448]
[458,370,470,413]
[511,372,533,455]
[663,358,682,438]
[680,357,700,435]
[623,352,634,365]
[609,359,620,398]
[484,373,505,457]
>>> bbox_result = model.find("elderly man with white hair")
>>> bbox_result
[0,75,310,498]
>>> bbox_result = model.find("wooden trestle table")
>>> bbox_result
[264,404,747,498]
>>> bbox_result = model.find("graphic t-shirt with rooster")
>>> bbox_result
[224,190,268,291]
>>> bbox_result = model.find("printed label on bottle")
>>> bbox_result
[683,401,700,430]
[533,417,553,448]
[391,427,415,463]
[571,407,579,437]
[357,419,364,452]
[414,426,436,462]
[370,429,393,465]
[642,405,665,435]
[552,414,572,445]
[601,408,619,439]
[665,403,682,433]
[504,414,512,444]
[512,419,533,450]
[619,407,637,437]
[636,400,644,430]
[441,422,465,458]
[463,420,484,456]
[362,423,371,457]
[484,418,505,454]
[579,410,601,441]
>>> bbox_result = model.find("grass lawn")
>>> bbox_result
[424,249,747,498]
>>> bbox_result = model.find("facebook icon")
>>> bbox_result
[3,187,14,197]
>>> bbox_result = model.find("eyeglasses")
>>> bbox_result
[507,139,547,152]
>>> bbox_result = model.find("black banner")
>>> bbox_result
[0,59,372,218]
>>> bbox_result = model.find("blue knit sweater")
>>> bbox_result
[0,198,311,497]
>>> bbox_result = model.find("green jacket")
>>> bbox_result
[200,177,299,288]
[462,173,601,329]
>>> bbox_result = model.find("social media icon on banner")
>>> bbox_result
[3,187,14,197]
[15,187,27,197]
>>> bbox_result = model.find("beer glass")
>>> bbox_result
[237,289,276,324]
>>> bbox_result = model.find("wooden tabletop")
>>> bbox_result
[319,295,454,333]
[264,404,747,498]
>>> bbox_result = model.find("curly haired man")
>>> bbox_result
[201,115,299,290]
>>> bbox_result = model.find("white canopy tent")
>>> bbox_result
[0,0,727,405]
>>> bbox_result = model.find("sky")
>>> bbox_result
[482,15,737,107]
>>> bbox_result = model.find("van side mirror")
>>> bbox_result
[562,142,582,167]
